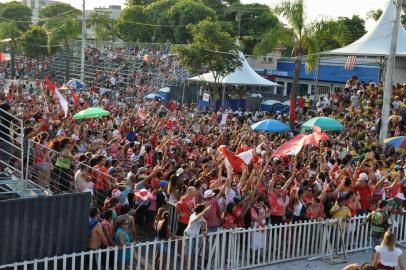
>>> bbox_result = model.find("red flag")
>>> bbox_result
[72,91,81,107]
[272,135,305,157]
[133,189,153,201]
[289,92,297,124]
[0,52,10,62]
[218,145,255,173]
[44,76,55,93]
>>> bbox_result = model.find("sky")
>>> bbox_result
[1,0,387,30]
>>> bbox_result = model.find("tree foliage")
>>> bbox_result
[88,11,120,41]
[21,25,48,58]
[117,5,152,42]
[0,1,32,32]
[173,19,241,97]
[336,15,366,44]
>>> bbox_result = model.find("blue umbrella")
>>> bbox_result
[66,79,84,89]
[251,119,290,133]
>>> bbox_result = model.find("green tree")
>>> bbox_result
[166,0,216,43]
[223,3,279,54]
[39,2,81,80]
[0,1,32,77]
[21,25,48,58]
[254,0,317,111]
[144,0,177,43]
[367,9,383,21]
[88,12,120,42]
[173,18,241,104]
[311,19,351,51]
[336,15,366,44]
[126,0,155,6]
[116,5,152,42]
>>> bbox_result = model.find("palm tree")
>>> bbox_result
[254,0,318,105]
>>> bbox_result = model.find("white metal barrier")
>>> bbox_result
[2,212,406,270]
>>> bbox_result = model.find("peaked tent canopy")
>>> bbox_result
[188,51,279,86]
[327,0,406,57]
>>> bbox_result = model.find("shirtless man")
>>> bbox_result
[88,208,111,250]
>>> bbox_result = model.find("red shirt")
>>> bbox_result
[176,196,194,224]
[354,185,371,211]
[269,192,286,217]
[297,98,305,108]
[204,198,221,227]
[93,164,109,190]
[222,213,237,229]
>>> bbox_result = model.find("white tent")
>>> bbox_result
[327,0,406,56]
[188,51,279,87]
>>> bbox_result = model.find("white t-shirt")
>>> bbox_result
[184,213,205,238]
[375,246,402,267]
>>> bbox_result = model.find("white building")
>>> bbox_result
[93,5,122,19]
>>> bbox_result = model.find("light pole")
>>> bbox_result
[379,0,403,144]
[80,0,86,83]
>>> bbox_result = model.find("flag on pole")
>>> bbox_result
[272,135,306,157]
[344,56,357,70]
[218,145,256,173]
[289,92,297,124]
[54,89,69,117]
[133,189,153,201]
[44,76,56,93]
[0,52,10,62]
[72,91,81,107]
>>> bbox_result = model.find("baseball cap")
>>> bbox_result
[160,180,169,187]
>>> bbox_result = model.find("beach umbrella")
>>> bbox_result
[73,107,109,120]
[66,79,84,89]
[301,117,344,131]
[384,136,406,149]
[251,119,290,133]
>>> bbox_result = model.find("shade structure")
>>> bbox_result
[251,119,290,133]
[73,107,109,120]
[188,51,279,87]
[144,93,163,100]
[384,136,406,149]
[301,117,344,131]
[158,87,170,101]
[326,0,406,57]
[260,100,284,112]
[66,79,84,89]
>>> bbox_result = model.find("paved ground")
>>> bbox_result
[254,249,406,270]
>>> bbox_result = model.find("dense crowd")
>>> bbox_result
[0,68,405,269]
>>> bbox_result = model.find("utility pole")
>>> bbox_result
[236,11,242,38]
[80,0,86,83]
[379,0,402,144]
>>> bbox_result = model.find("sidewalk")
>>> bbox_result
[254,249,405,270]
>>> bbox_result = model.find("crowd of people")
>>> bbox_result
[0,54,405,269]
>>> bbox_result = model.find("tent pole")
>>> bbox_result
[181,82,186,105]
[379,0,402,145]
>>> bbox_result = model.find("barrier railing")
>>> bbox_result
[0,214,406,270]
[2,212,405,270]
[25,140,117,206]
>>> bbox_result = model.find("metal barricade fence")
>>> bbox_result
[1,212,406,270]
[25,140,117,206]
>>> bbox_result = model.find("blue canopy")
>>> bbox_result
[251,119,290,133]
[66,79,84,89]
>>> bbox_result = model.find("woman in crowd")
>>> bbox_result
[49,137,74,193]
[373,231,404,270]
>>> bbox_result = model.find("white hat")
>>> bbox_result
[176,168,185,177]
[358,172,369,181]
[204,189,215,199]
[396,192,405,201]
[112,189,122,198]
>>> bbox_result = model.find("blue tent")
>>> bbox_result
[260,100,284,113]
[157,87,170,101]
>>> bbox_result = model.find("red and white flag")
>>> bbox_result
[218,145,257,173]
[134,189,153,201]
[0,52,10,62]
[72,91,81,107]
[55,89,69,117]
[344,55,357,70]
[272,135,306,157]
